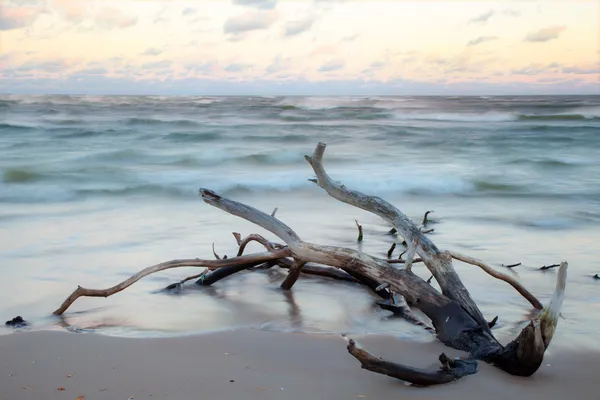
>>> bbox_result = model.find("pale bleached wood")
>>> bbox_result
[449,251,543,310]
[539,261,567,347]
[199,189,464,325]
[304,142,488,329]
[53,249,290,315]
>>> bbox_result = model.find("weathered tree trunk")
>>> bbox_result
[199,142,567,379]
[51,141,567,386]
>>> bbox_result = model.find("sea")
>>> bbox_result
[1,94,599,349]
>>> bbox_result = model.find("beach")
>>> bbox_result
[1,94,599,397]
[2,328,600,400]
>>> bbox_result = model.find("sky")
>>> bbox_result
[0,0,598,95]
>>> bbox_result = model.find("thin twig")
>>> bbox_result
[540,264,560,271]
[355,219,363,242]
[422,210,434,226]
[387,243,396,258]
[502,262,521,268]
[212,243,220,260]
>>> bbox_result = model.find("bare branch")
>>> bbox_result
[346,338,477,386]
[404,238,419,272]
[387,242,396,258]
[422,210,434,226]
[235,233,279,256]
[280,259,307,290]
[271,207,278,217]
[540,264,560,271]
[304,142,488,328]
[212,242,221,260]
[276,259,357,282]
[502,262,521,268]
[53,249,291,315]
[449,251,543,310]
[490,262,567,376]
[355,219,363,242]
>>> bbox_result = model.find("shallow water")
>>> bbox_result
[1,95,599,348]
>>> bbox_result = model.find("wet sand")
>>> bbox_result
[1,329,599,400]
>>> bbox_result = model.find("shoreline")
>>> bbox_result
[2,328,599,399]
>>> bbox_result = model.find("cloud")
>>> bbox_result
[562,64,599,75]
[524,26,566,42]
[186,62,218,74]
[74,67,107,76]
[52,0,86,21]
[318,59,345,72]
[310,45,336,56]
[467,36,498,47]
[14,60,68,73]
[502,9,520,17]
[224,63,252,72]
[141,60,171,70]
[233,0,277,10]
[182,7,197,16]
[265,55,293,73]
[223,10,277,34]
[361,61,385,74]
[511,62,562,75]
[283,16,315,36]
[341,33,358,42]
[469,10,494,24]
[0,4,43,30]
[142,48,163,56]
[3,75,598,96]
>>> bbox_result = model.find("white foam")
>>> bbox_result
[390,111,518,122]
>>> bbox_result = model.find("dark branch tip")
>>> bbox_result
[199,188,220,201]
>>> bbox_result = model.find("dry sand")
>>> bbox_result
[1,329,599,400]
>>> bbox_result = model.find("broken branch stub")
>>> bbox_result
[346,338,477,386]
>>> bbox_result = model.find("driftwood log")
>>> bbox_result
[51,142,568,386]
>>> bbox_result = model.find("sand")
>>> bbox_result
[1,329,599,400]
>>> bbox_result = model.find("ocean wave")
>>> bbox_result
[163,132,222,143]
[125,117,201,127]
[76,184,190,199]
[0,122,37,131]
[275,96,373,110]
[238,133,311,143]
[53,128,137,139]
[389,111,518,122]
[2,168,45,183]
[519,114,600,121]
[508,157,594,168]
